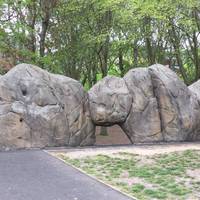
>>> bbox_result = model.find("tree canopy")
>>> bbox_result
[0,0,200,86]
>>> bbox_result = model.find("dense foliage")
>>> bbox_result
[0,0,200,86]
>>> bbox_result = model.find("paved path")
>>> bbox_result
[0,150,133,200]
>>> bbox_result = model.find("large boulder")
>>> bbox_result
[121,64,198,143]
[121,68,162,143]
[1,63,200,150]
[88,76,132,126]
[189,80,200,100]
[189,81,200,140]
[149,64,194,141]
[0,64,95,150]
[88,64,200,143]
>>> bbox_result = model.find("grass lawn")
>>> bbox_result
[55,150,200,200]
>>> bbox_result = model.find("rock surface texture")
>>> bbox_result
[88,76,132,125]
[0,64,95,150]
[0,63,200,150]
[121,68,162,143]
[149,65,193,142]
[189,81,200,140]
[88,64,200,143]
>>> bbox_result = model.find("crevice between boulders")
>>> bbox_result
[122,77,134,122]
[121,77,134,144]
[148,68,165,142]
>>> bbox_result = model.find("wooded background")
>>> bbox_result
[0,0,200,87]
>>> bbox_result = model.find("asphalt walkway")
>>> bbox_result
[0,150,133,200]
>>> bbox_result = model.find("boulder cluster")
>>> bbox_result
[0,63,199,150]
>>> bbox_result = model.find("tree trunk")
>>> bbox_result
[133,41,138,68]
[99,35,109,78]
[118,47,124,77]
[27,1,37,53]
[39,0,57,57]
[40,17,49,57]
[146,37,155,65]
[144,17,155,65]
[192,32,200,81]
[100,126,108,136]
[169,20,189,85]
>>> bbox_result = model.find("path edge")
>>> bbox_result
[44,150,137,200]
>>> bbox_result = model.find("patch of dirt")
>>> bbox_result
[118,177,155,189]
[95,125,131,145]
[137,156,155,166]
[50,142,200,159]
[187,169,200,182]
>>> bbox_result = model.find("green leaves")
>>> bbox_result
[0,0,199,85]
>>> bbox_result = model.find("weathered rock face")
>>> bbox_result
[1,63,200,150]
[189,80,200,100]
[149,64,194,141]
[189,81,200,140]
[121,68,162,143]
[0,64,95,150]
[88,76,132,125]
[88,64,200,143]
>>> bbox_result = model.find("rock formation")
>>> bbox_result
[0,64,95,150]
[88,64,200,143]
[189,81,200,140]
[121,68,162,143]
[88,76,132,125]
[0,63,200,150]
[149,65,194,141]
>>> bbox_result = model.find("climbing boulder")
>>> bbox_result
[189,80,200,100]
[88,64,199,143]
[88,76,132,126]
[0,63,95,150]
[189,81,200,140]
[149,64,194,141]
[1,62,200,150]
[121,68,162,143]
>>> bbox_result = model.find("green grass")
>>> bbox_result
[57,150,200,200]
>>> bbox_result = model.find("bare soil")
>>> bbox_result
[95,125,131,145]
[49,125,200,159]
[50,142,200,159]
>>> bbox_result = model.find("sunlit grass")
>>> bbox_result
[57,150,200,200]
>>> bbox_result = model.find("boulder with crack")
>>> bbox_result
[1,63,200,150]
[88,64,200,143]
[189,80,200,140]
[149,64,194,142]
[0,63,95,150]
[121,68,162,143]
[88,76,132,126]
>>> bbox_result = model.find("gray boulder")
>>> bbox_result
[0,64,95,150]
[189,80,200,100]
[121,68,162,143]
[149,64,194,141]
[88,64,199,143]
[189,81,200,140]
[88,76,132,126]
[1,63,200,150]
